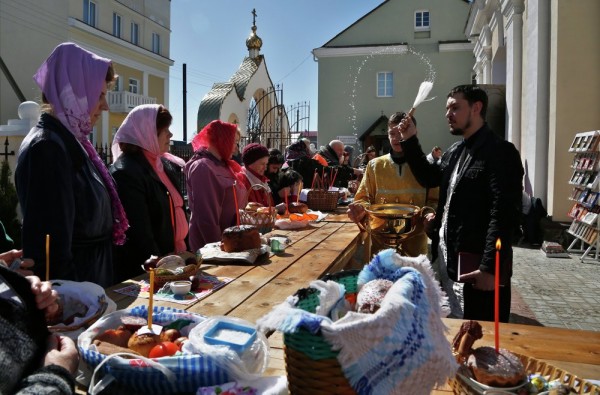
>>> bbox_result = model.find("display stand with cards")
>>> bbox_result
[566,130,600,261]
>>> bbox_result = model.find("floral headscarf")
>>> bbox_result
[33,42,129,244]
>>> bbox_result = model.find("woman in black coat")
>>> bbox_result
[16,43,128,287]
[110,104,188,283]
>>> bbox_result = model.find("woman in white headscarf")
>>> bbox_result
[110,104,188,283]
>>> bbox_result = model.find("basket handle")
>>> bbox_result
[249,183,274,210]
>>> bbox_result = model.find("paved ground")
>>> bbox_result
[509,243,600,332]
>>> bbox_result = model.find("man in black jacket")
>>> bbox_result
[399,85,524,322]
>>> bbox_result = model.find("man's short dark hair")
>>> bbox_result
[388,111,417,127]
[448,84,488,119]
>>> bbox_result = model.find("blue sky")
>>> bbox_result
[167,0,383,142]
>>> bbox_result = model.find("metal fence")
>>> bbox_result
[96,143,193,197]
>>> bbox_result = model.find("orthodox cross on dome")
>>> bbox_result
[252,8,257,26]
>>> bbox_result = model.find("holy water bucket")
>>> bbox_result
[357,203,435,255]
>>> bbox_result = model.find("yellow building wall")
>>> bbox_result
[148,74,165,104]
[549,0,600,222]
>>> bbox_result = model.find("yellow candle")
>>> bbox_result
[45,234,50,281]
[148,269,154,328]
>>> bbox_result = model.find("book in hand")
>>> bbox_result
[541,241,570,258]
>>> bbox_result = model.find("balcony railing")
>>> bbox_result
[108,91,156,113]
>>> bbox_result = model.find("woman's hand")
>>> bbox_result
[0,249,35,276]
[44,335,79,375]
[27,275,59,316]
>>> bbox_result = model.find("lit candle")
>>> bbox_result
[297,181,303,204]
[284,191,289,216]
[232,181,240,226]
[45,234,50,281]
[148,268,154,329]
[495,238,501,353]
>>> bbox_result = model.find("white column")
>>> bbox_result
[163,76,169,108]
[102,111,109,146]
[501,0,524,150]
[143,72,149,97]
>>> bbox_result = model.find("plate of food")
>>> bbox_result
[47,280,117,339]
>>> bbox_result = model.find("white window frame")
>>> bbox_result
[415,10,430,31]
[376,71,393,98]
[131,22,139,45]
[112,13,122,38]
[128,78,139,94]
[152,32,161,54]
[83,0,97,27]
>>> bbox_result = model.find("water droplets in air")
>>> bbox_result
[346,46,437,149]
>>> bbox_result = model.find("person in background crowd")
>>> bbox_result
[110,104,188,283]
[0,257,78,394]
[285,140,330,189]
[15,42,128,288]
[426,146,443,164]
[399,84,524,322]
[186,121,247,251]
[343,145,354,166]
[265,149,302,205]
[358,145,378,168]
[240,143,272,207]
[347,112,435,257]
[312,140,362,188]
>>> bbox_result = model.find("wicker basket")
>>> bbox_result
[241,184,276,233]
[449,353,600,395]
[283,270,360,394]
[306,189,339,211]
[154,262,201,289]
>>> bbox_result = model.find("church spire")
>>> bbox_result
[246,8,263,58]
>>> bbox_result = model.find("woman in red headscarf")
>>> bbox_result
[186,120,247,251]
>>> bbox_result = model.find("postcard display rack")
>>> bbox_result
[566,130,600,260]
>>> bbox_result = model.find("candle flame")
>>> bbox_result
[496,238,501,250]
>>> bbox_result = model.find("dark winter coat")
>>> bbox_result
[110,151,187,283]
[16,113,114,287]
[0,266,75,394]
[402,124,524,283]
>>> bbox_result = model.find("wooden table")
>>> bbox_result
[319,206,354,223]
[98,221,600,394]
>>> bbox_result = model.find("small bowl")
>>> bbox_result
[167,280,192,295]
[204,320,257,353]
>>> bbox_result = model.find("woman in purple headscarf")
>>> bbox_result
[110,104,188,283]
[15,42,128,287]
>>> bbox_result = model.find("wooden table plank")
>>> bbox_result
[319,207,353,223]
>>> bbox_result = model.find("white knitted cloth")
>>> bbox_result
[257,250,457,395]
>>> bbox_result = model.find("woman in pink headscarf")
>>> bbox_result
[186,120,247,251]
[110,104,188,282]
[15,42,128,287]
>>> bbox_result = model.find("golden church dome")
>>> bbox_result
[246,25,262,51]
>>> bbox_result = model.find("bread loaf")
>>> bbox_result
[221,225,261,252]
